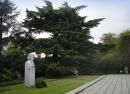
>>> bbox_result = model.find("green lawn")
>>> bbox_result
[0,76,97,94]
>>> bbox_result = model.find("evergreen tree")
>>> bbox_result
[0,0,19,56]
[24,0,104,69]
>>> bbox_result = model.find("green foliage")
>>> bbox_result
[0,68,22,82]
[118,30,130,73]
[0,80,23,87]
[118,30,130,61]
[92,50,122,74]
[45,64,64,78]
[80,68,103,75]
[0,44,25,82]
[34,58,47,77]
[0,0,19,56]
[5,45,25,73]
[0,0,30,82]
[45,64,74,78]
[93,32,126,74]
[23,0,104,77]
[101,51,122,71]
[35,79,47,88]
[101,33,118,45]
[0,69,13,82]
[96,43,115,53]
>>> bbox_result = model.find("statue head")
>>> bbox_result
[27,53,35,61]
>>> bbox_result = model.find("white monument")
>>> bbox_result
[25,53,35,87]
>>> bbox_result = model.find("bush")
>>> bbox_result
[0,80,23,87]
[0,69,23,82]
[35,79,47,88]
[45,64,62,78]
[79,68,103,75]
[0,69,14,82]
[34,58,47,77]
[45,64,75,78]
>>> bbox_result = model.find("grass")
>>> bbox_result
[0,76,97,94]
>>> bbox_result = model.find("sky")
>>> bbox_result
[12,0,130,43]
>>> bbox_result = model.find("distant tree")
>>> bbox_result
[92,33,122,74]
[100,49,122,73]
[99,33,119,54]
[96,43,115,53]
[24,0,104,76]
[118,30,130,72]
[101,33,118,45]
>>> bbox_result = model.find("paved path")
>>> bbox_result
[79,75,130,94]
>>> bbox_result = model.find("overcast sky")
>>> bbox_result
[12,0,130,43]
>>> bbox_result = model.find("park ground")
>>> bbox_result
[0,76,97,94]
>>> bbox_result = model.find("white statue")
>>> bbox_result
[25,53,35,87]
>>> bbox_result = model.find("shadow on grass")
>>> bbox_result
[0,87,10,93]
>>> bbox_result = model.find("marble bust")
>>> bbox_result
[25,53,35,87]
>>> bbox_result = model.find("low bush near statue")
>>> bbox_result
[35,79,47,88]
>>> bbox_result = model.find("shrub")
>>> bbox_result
[45,64,62,78]
[45,64,75,78]
[35,79,47,88]
[0,80,23,87]
[34,58,47,77]
[0,69,14,82]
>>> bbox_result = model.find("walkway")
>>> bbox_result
[79,75,130,94]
